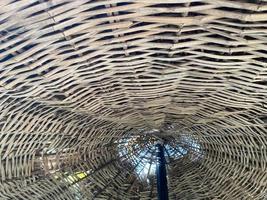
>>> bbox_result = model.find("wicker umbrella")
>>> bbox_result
[0,0,267,199]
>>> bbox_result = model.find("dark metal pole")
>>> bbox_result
[156,142,169,200]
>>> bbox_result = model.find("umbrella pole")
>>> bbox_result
[156,142,169,200]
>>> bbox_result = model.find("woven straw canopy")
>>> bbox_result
[1,0,267,199]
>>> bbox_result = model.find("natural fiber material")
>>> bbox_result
[1,0,267,199]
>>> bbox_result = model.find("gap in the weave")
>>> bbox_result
[116,127,202,183]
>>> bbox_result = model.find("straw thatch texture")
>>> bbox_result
[1,0,267,199]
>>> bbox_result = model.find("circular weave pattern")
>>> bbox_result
[1,0,267,199]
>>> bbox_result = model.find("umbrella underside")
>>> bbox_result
[0,0,267,199]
